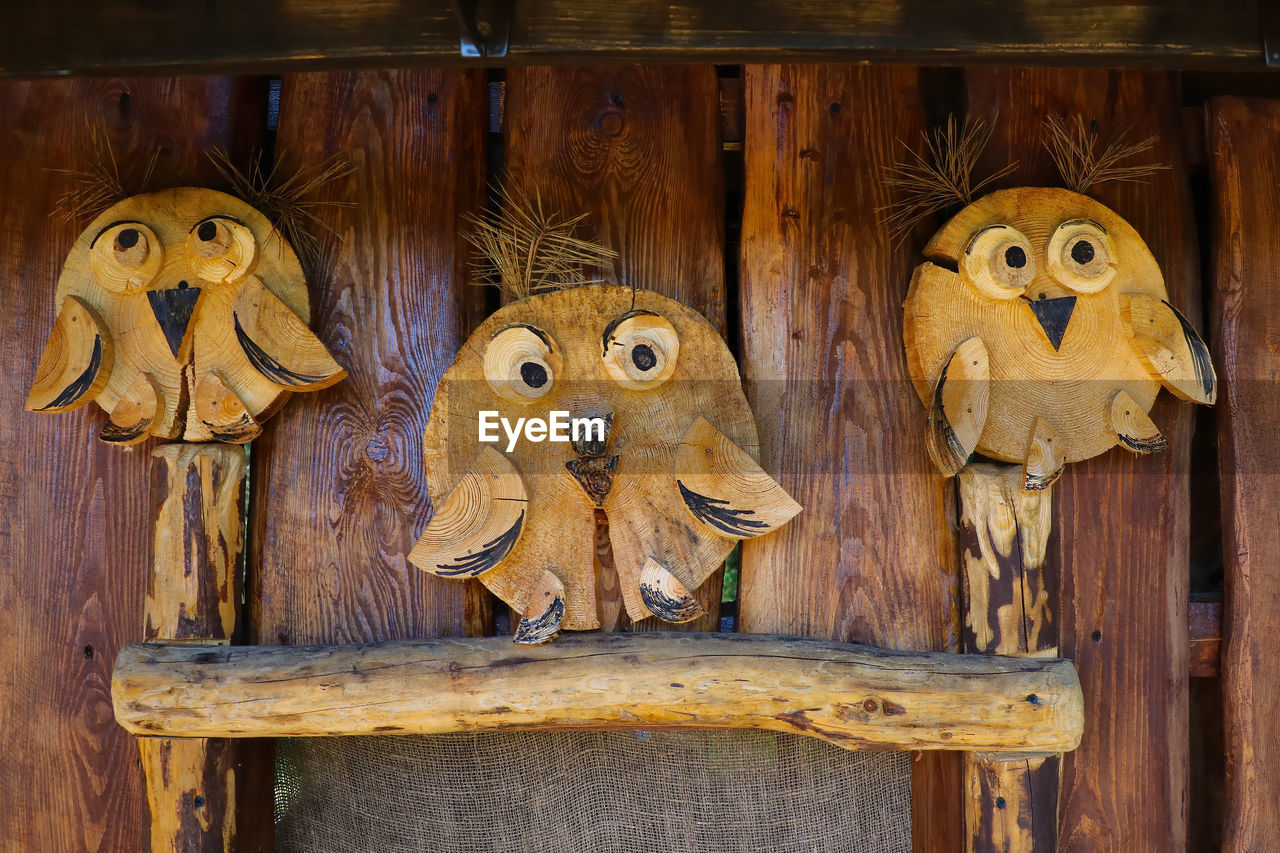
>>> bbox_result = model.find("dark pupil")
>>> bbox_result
[116,228,140,250]
[197,221,218,242]
[631,344,657,372]
[1003,246,1026,269]
[1071,239,1096,265]
[519,361,548,389]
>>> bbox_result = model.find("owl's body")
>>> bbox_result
[413,284,799,641]
[904,187,1215,485]
[27,188,344,444]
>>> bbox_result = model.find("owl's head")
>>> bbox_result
[27,187,343,445]
[923,186,1165,352]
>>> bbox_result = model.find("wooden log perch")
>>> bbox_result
[112,632,1083,753]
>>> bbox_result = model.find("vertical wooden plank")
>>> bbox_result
[252,69,488,646]
[957,463,1060,852]
[0,77,253,852]
[503,65,726,631]
[737,64,963,851]
[967,68,1196,851]
[1207,95,1280,851]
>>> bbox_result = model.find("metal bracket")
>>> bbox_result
[1262,0,1280,67]
[451,0,512,58]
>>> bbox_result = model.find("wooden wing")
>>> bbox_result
[409,447,528,578]
[1120,293,1217,405]
[25,296,112,413]
[925,336,990,477]
[673,416,801,540]
[234,276,346,390]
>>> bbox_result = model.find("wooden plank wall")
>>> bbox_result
[737,65,963,850]
[1208,96,1280,852]
[0,77,263,851]
[0,64,1235,852]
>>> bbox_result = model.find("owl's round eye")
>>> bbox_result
[90,221,163,294]
[1048,220,1115,294]
[484,325,560,401]
[961,225,1035,300]
[602,311,679,390]
[186,216,257,284]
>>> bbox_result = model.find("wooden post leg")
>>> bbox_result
[957,463,1061,853]
[140,443,245,853]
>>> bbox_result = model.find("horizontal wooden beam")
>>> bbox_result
[0,0,1268,77]
[113,632,1083,753]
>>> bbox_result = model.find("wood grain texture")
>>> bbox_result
[503,65,726,632]
[112,634,1084,752]
[737,65,963,851]
[1207,95,1280,851]
[964,753,1061,853]
[967,68,1196,851]
[0,76,254,853]
[251,69,488,647]
[0,0,1264,77]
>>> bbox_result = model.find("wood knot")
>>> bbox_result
[598,111,625,137]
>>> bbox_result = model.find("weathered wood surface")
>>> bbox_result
[0,1,1265,77]
[0,76,254,852]
[503,65,726,632]
[963,753,1061,853]
[142,443,246,853]
[112,633,1084,751]
[251,69,488,647]
[737,64,963,851]
[148,445,246,643]
[1208,95,1280,852]
[957,464,1060,853]
[958,464,1058,659]
[967,68,1195,851]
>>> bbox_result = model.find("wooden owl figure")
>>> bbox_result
[410,284,801,643]
[26,188,345,445]
[904,186,1216,489]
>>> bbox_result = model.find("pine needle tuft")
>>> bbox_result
[207,147,355,272]
[464,183,617,300]
[1043,115,1169,195]
[879,115,1017,244]
[50,119,158,223]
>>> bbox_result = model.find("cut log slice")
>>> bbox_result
[1109,389,1168,455]
[409,446,528,579]
[673,416,801,540]
[99,373,163,446]
[195,372,262,445]
[25,295,113,412]
[926,336,990,477]
[1022,417,1065,492]
[513,569,566,645]
[638,558,706,623]
[233,276,346,389]
[1121,292,1217,405]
